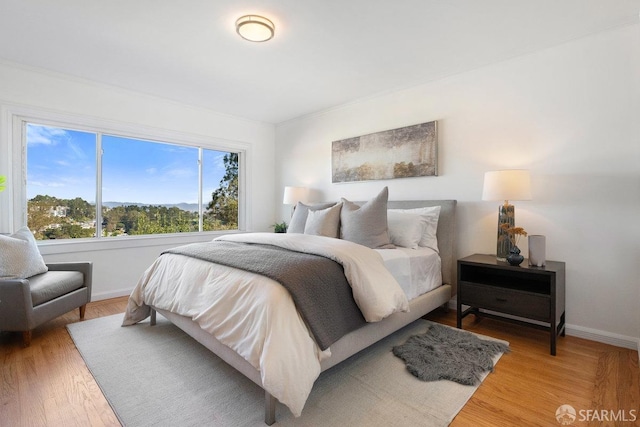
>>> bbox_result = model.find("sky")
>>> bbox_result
[26,124,228,205]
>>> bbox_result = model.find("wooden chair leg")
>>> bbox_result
[79,304,86,320]
[22,330,32,347]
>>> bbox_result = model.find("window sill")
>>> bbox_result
[37,230,245,255]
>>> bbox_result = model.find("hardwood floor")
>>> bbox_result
[1,297,638,426]
[1,298,126,427]
[425,309,640,427]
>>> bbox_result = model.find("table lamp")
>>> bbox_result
[283,186,308,216]
[482,170,532,260]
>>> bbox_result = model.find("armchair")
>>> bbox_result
[0,261,92,346]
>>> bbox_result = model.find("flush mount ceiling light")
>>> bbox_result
[236,15,275,42]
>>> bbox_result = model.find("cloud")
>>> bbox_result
[67,140,88,159]
[162,145,191,154]
[27,124,70,146]
[30,180,65,188]
[165,168,194,178]
[210,152,227,169]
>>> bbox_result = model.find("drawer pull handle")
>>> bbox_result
[495,297,508,303]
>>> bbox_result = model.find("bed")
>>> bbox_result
[123,199,456,424]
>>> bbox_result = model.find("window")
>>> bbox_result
[27,124,97,239]
[24,121,242,240]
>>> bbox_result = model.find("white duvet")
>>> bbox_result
[122,233,408,416]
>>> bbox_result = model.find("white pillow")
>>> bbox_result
[391,206,441,252]
[386,210,423,249]
[304,203,342,238]
[0,227,48,279]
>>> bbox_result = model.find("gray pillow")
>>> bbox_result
[340,187,395,249]
[304,203,342,238]
[287,202,337,233]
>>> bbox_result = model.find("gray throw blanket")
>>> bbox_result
[162,241,366,350]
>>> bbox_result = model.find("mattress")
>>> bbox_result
[377,247,442,300]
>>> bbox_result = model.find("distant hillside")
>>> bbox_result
[103,201,200,212]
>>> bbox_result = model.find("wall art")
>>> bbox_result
[332,121,437,183]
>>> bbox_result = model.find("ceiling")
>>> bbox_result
[0,1,638,124]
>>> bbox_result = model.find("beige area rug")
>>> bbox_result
[67,314,508,427]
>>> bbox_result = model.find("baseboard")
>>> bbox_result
[449,297,639,351]
[92,288,132,302]
[566,324,639,351]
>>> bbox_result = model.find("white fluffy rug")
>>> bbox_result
[68,314,508,427]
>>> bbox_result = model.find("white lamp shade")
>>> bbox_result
[482,170,532,201]
[283,186,308,205]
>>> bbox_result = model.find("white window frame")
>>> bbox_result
[0,104,250,254]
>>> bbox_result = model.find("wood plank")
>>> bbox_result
[592,348,640,425]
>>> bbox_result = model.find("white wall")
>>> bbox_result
[275,25,640,348]
[0,61,276,300]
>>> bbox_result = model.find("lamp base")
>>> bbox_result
[496,203,514,260]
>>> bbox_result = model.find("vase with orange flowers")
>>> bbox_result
[500,223,528,266]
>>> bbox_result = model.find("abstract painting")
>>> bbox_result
[332,121,437,183]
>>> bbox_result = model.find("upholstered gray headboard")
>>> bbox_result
[325,198,457,294]
[386,200,457,295]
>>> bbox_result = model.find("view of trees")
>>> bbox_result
[102,204,200,236]
[28,195,96,240]
[27,196,200,239]
[27,152,240,240]
[205,152,238,230]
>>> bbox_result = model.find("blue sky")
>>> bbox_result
[27,124,227,205]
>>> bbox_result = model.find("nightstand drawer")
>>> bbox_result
[460,282,550,321]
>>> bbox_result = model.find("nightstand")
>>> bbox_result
[457,254,566,355]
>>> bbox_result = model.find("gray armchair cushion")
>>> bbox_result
[29,271,84,306]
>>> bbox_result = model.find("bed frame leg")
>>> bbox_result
[150,309,157,326]
[264,391,276,425]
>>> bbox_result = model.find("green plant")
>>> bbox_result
[272,221,287,233]
[0,175,6,192]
